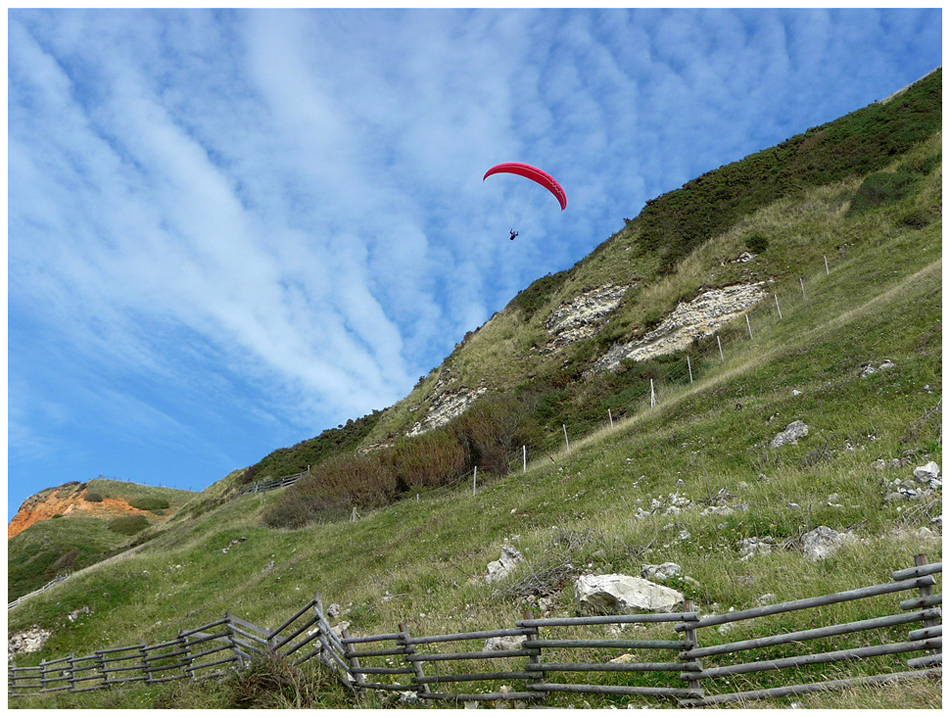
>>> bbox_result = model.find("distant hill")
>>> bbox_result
[8,479,196,600]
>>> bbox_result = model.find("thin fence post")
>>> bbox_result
[824,255,830,275]
[800,277,806,300]
[608,408,614,428]
[340,626,366,688]
[67,653,77,692]
[775,293,783,319]
[746,315,753,339]
[563,424,570,452]
[717,335,724,361]
[680,600,704,705]
[522,608,545,705]
[472,466,477,496]
[523,445,527,473]
[397,623,430,696]
[179,630,196,681]
[40,658,48,693]
[687,356,693,383]
[913,554,939,633]
[650,379,656,408]
[95,648,107,689]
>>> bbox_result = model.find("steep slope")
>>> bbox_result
[7,69,941,709]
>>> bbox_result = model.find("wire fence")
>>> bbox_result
[9,555,940,706]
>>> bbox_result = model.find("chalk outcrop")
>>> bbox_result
[594,282,768,372]
[543,284,633,352]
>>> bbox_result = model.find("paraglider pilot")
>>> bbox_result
[509,229,519,241]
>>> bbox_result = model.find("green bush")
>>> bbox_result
[128,496,170,513]
[745,233,769,254]
[847,171,918,216]
[107,515,150,535]
[84,492,104,503]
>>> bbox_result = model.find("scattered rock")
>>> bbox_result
[574,574,684,615]
[860,360,896,378]
[261,560,275,573]
[9,626,52,660]
[485,541,524,583]
[738,537,774,561]
[770,421,809,449]
[801,526,855,561]
[484,635,526,651]
[641,563,682,581]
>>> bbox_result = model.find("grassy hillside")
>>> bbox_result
[8,70,941,709]
[8,479,197,601]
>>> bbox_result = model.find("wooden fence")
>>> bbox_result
[9,556,941,706]
[8,573,71,611]
[235,467,311,498]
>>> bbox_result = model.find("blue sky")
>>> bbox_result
[7,8,942,520]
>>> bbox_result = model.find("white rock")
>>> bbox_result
[641,563,682,581]
[574,574,684,614]
[770,421,809,449]
[485,542,524,583]
[801,526,853,561]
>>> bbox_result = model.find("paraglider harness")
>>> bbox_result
[509,229,519,241]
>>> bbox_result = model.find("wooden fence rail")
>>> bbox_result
[9,555,942,707]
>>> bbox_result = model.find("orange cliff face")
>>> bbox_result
[8,482,155,539]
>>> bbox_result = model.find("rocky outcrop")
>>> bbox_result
[8,481,156,539]
[406,384,487,437]
[543,284,633,353]
[594,282,768,371]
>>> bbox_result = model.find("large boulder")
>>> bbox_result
[574,573,684,615]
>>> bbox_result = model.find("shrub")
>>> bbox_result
[847,171,918,216]
[745,233,769,254]
[84,492,104,502]
[108,515,150,535]
[129,496,170,512]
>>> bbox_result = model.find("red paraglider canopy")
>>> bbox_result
[483,162,567,211]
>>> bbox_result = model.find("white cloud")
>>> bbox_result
[8,8,942,514]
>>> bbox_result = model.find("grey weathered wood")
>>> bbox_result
[400,626,530,645]
[892,562,943,581]
[527,681,701,699]
[524,638,684,650]
[520,612,697,628]
[684,638,941,680]
[682,608,941,659]
[527,660,699,673]
[406,648,536,662]
[676,577,935,631]
[691,668,941,706]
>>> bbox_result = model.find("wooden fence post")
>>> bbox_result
[94,648,107,689]
[179,630,196,681]
[68,653,77,692]
[522,609,545,705]
[679,600,704,706]
[397,623,431,697]
[340,626,367,689]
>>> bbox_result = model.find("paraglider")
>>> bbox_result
[483,162,567,210]
[483,162,566,240]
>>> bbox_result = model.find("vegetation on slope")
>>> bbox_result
[8,479,196,600]
[8,70,941,709]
